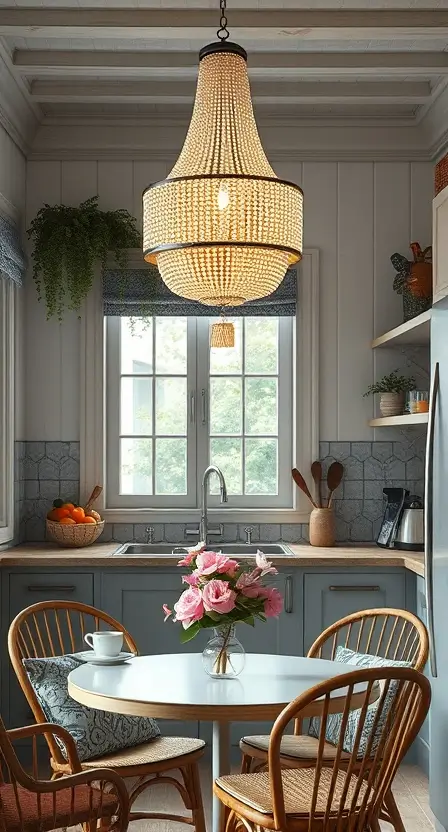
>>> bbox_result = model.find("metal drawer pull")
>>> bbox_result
[285,576,293,613]
[329,585,380,592]
[27,585,76,592]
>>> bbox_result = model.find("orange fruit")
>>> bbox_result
[71,507,85,523]
[60,516,76,525]
[61,502,75,511]
[53,507,70,521]
[83,516,96,524]
[86,509,101,522]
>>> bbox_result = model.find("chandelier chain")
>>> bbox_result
[217,0,229,40]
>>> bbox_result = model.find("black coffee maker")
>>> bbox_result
[376,487,408,548]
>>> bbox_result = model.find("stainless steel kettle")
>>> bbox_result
[395,496,424,551]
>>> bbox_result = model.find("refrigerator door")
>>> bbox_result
[429,298,448,830]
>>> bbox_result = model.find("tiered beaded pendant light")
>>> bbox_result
[142,0,303,308]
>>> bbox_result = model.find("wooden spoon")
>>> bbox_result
[292,468,318,508]
[310,460,322,507]
[84,485,103,513]
[327,462,344,508]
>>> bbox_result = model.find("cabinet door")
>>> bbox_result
[226,571,302,744]
[7,572,94,730]
[434,185,448,303]
[303,571,406,655]
[101,571,200,737]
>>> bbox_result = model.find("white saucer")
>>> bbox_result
[75,651,136,666]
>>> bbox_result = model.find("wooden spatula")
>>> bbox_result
[311,460,322,507]
[84,485,103,513]
[327,462,344,508]
[292,468,318,508]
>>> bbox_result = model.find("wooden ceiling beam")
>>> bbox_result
[1,8,448,39]
[30,79,432,102]
[14,49,448,77]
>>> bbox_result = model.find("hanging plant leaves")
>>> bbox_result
[27,195,141,320]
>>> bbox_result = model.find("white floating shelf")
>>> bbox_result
[372,309,431,349]
[369,412,429,428]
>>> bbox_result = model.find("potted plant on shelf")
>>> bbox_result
[391,242,432,323]
[163,544,283,679]
[27,195,141,320]
[363,370,416,417]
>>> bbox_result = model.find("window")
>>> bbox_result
[106,315,293,510]
[0,278,15,544]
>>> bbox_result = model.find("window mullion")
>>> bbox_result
[196,318,210,498]
[152,318,156,495]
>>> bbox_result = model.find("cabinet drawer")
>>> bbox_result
[9,573,94,617]
[7,572,94,729]
[303,572,406,655]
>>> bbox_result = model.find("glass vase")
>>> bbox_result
[202,624,246,679]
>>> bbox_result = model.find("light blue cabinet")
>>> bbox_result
[303,570,407,655]
[1,562,422,760]
[3,570,95,731]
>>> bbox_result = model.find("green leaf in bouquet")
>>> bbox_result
[180,622,200,643]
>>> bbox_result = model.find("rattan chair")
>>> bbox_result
[240,607,429,832]
[217,666,431,832]
[8,600,206,831]
[0,715,129,832]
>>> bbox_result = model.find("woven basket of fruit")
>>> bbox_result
[46,485,105,548]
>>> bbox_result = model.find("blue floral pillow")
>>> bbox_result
[24,655,160,762]
[309,646,411,756]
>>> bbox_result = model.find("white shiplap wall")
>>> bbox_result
[0,124,26,440]
[24,157,433,442]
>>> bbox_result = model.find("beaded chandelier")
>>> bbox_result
[142,0,303,307]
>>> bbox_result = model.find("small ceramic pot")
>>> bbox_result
[379,392,405,417]
[309,508,336,547]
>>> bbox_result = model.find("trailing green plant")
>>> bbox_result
[27,195,141,320]
[363,370,416,397]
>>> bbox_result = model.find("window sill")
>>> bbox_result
[101,508,311,525]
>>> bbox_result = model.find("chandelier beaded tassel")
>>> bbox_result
[142,0,303,307]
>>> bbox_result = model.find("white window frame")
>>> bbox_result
[80,248,319,525]
[0,278,15,544]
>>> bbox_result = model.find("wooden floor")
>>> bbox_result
[124,761,434,832]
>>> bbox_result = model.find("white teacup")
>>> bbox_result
[84,631,123,657]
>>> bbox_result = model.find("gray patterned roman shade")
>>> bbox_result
[0,215,26,286]
[103,264,297,317]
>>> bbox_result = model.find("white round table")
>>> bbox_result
[68,653,370,832]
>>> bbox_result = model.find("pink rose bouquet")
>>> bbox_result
[163,542,283,643]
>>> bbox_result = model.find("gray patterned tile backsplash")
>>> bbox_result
[15,436,425,545]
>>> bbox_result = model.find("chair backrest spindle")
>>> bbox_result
[308,608,428,671]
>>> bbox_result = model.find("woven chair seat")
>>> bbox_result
[52,736,205,772]
[216,768,368,817]
[241,734,341,762]
[0,782,118,832]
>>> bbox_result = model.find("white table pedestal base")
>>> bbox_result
[212,720,230,832]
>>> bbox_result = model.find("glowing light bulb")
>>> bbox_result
[217,185,229,211]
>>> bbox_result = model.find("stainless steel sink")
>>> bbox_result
[112,542,293,557]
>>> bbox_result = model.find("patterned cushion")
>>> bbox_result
[309,646,411,756]
[23,655,160,762]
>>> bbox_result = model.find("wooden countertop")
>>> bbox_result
[0,542,425,577]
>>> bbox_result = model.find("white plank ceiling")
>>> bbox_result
[0,1,448,120]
